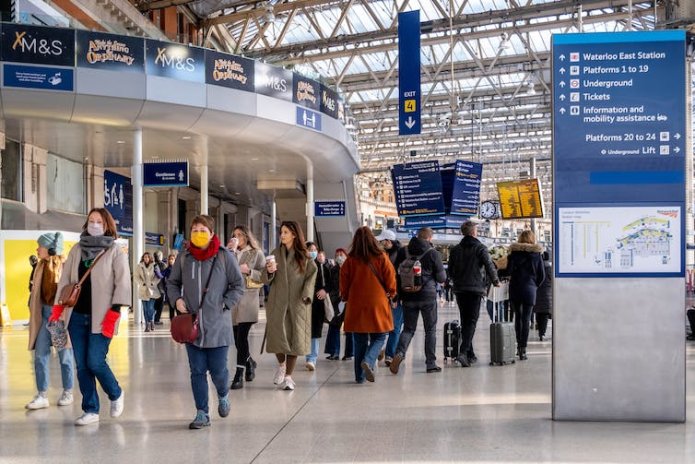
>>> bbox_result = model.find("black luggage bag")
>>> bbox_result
[443,320,461,364]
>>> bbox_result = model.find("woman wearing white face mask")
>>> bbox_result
[304,242,333,371]
[52,208,131,426]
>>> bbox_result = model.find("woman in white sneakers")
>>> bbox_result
[26,231,74,410]
[135,252,161,332]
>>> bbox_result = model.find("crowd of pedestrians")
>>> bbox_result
[23,213,551,429]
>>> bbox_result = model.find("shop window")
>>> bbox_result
[1,139,22,201]
[47,153,84,214]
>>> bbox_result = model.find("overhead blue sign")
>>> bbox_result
[403,215,468,230]
[104,170,133,236]
[3,64,73,91]
[553,31,686,278]
[145,232,165,247]
[451,160,483,215]
[391,161,445,217]
[398,10,421,135]
[315,201,345,217]
[143,161,189,187]
[296,106,322,131]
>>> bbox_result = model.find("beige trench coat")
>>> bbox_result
[135,262,161,300]
[262,246,317,356]
[57,244,132,335]
[28,258,69,350]
[232,246,266,324]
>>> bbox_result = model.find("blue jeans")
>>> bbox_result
[305,338,320,363]
[353,333,387,383]
[324,325,341,357]
[186,344,229,414]
[384,302,404,359]
[34,305,74,392]
[344,332,354,357]
[68,312,121,414]
[142,299,155,323]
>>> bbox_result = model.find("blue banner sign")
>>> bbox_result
[255,62,292,101]
[145,232,165,247]
[1,23,74,66]
[320,84,340,119]
[293,74,320,110]
[104,170,133,236]
[145,39,205,83]
[451,160,483,215]
[205,50,254,92]
[403,215,467,230]
[143,161,189,187]
[553,30,686,277]
[296,107,322,131]
[315,201,346,217]
[3,64,73,91]
[398,10,421,135]
[391,161,445,217]
[76,30,144,72]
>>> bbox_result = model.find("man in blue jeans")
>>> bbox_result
[389,228,447,374]
[375,230,403,366]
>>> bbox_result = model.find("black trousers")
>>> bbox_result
[454,291,482,358]
[536,313,550,337]
[153,296,164,322]
[233,322,254,367]
[512,301,534,348]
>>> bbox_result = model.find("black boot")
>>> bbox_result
[245,357,257,382]
[519,347,528,361]
[230,367,244,390]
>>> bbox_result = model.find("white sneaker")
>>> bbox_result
[110,391,124,418]
[273,363,286,385]
[281,376,295,391]
[57,390,73,406]
[75,413,100,426]
[26,393,49,410]
[305,361,316,371]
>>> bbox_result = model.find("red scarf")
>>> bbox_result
[187,234,221,261]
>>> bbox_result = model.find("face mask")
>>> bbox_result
[190,231,211,248]
[309,251,318,260]
[87,222,104,237]
[336,256,346,265]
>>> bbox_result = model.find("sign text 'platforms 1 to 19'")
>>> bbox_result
[398,10,421,136]
[391,161,445,217]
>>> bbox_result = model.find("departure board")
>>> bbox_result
[496,179,544,219]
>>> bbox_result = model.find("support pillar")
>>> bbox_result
[132,129,144,327]
[271,199,277,251]
[305,161,314,242]
[200,137,209,215]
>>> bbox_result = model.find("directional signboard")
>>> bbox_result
[296,106,322,131]
[104,170,133,236]
[497,179,544,219]
[143,161,189,187]
[398,10,421,135]
[391,161,445,217]
[315,201,346,217]
[451,160,483,215]
[553,30,686,277]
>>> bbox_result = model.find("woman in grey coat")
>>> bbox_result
[227,225,265,390]
[166,215,244,430]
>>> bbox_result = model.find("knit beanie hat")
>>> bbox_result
[37,232,64,255]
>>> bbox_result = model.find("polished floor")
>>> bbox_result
[1,301,695,463]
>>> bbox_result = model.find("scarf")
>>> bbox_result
[79,233,115,263]
[188,234,221,261]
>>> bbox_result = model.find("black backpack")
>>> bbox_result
[398,248,432,293]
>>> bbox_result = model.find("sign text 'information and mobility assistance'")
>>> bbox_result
[398,10,420,135]
[553,31,686,277]
[391,161,445,217]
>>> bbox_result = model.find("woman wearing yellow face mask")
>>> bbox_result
[166,215,245,429]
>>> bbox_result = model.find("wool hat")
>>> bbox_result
[37,232,64,255]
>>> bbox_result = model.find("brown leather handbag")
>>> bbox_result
[171,254,218,344]
[58,251,106,307]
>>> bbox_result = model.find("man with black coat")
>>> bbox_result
[389,227,447,374]
[448,220,500,367]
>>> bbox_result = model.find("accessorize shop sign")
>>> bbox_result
[255,61,292,101]
[1,23,74,66]
[320,84,339,119]
[76,30,144,72]
[205,50,254,92]
[293,74,320,110]
[145,39,204,83]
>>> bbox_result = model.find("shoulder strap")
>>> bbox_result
[77,250,106,286]
[367,259,389,298]
[197,253,220,311]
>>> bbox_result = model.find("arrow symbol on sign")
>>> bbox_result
[559,68,566,74]
[674,133,681,140]
[559,94,566,101]
[405,116,416,129]
[674,146,681,153]
[559,108,566,114]
[559,54,566,61]
[559,81,566,88]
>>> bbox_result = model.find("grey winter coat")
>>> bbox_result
[166,247,244,348]
[232,245,266,324]
[262,246,317,356]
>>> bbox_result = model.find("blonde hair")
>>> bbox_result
[518,230,536,244]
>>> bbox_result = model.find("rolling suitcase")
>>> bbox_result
[443,320,461,364]
[489,284,515,366]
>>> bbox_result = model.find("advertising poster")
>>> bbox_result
[292,74,320,110]
[205,50,254,92]
[255,62,292,101]
[145,39,205,83]
[76,30,144,72]
[320,84,340,119]
[1,23,74,66]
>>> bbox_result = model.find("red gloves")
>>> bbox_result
[48,305,65,323]
[101,310,121,339]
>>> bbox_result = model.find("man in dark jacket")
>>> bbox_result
[376,229,403,366]
[448,220,500,367]
[389,228,447,374]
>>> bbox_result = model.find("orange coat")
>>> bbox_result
[340,252,396,334]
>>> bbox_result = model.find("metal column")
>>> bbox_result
[306,161,314,242]
[132,128,144,327]
[271,199,277,251]
[200,137,209,215]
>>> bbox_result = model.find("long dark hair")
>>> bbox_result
[281,221,309,272]
[348,226,383,263]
